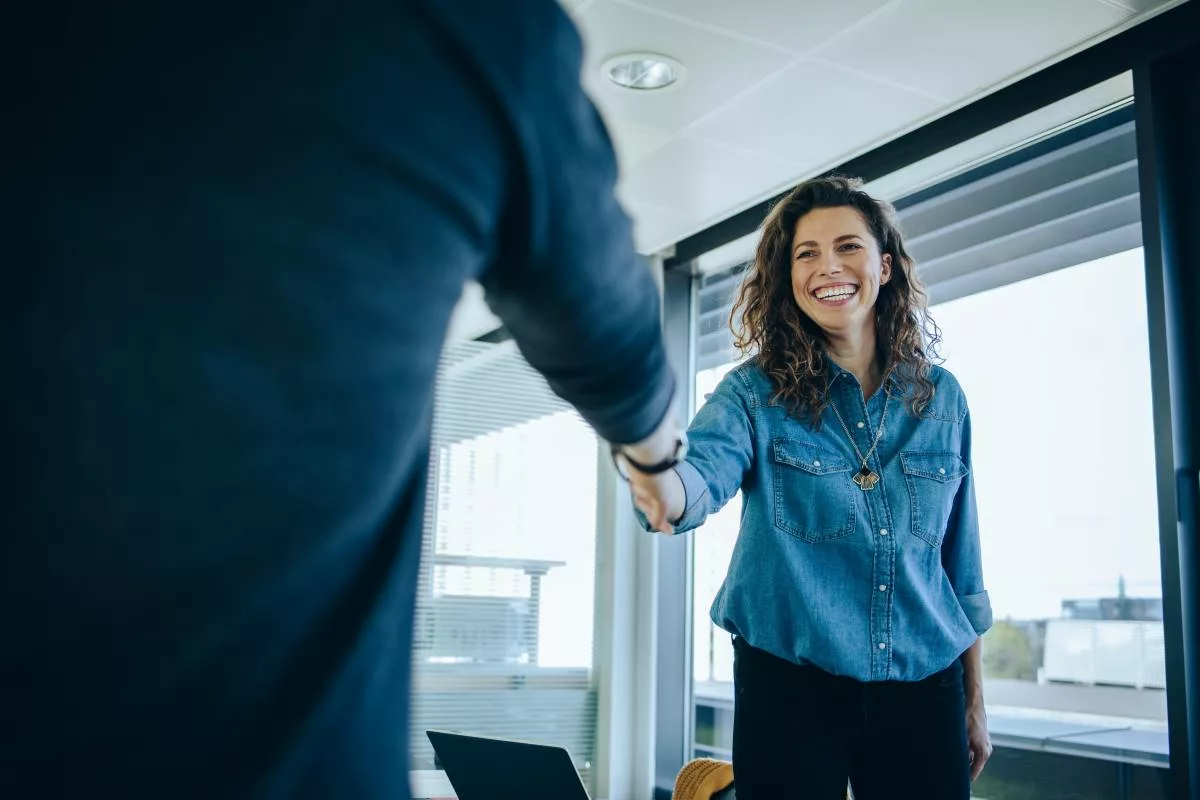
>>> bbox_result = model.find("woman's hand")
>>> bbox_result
[960,637,990,780]
[617,415,688,534]
[966,701,992,781]
[628,467,686,534]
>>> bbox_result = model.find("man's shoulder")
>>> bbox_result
[417,0,580,80]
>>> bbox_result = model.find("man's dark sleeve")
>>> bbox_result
[474,4,676,446]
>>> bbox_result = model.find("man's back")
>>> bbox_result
[2,3,673,796]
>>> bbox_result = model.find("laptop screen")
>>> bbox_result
[425,730,591,800]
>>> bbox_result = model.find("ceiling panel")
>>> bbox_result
[576,0,1183,263]
[687,58,943,171]
[445,0,1183,341]
[604,117,676,169]
[617,136,792,235]
[812,0,1132,99]
[577,0,793,132]
[624,199,701,255]
[621,0,895,53]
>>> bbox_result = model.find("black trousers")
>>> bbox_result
[731,637,971,800]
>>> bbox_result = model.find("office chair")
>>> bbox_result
[672,758,853,800]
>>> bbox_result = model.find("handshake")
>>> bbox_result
[612,414,689,535]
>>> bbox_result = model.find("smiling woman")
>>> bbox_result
[625,175,992,799]
[731,176,942,427]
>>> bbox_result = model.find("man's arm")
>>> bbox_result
[472,2,677,447]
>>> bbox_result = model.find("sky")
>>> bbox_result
[934,248,1161,620]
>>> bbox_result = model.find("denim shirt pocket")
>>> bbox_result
[899,450,969,547]
[770,438,855,543]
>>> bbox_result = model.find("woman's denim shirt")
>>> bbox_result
[672,358,992,682]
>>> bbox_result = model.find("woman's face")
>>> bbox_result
[790,205,892,339]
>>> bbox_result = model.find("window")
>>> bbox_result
[692,362,740,688]
[938,249,1161,660]
[937,248,1169,798]
[410,339,600,789]
[686,104,1173,791]
[972,748,1169,800]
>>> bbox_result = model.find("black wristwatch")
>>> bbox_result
[611,432,688,480]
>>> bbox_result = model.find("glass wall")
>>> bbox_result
[975,749,1170,800]
[938,249,1162,690]
[410,339,601,789]
[686,100,1173,797]
[938,248,1168,798]
[691,362,740,689]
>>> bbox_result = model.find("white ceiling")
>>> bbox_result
[565,0,1184,255]
[449,0,1184,341]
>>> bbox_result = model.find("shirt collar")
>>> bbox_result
[822,354,904,395]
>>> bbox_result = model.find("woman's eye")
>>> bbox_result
[838,243,862,252]
[796,251,816,259]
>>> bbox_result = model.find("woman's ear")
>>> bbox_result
[880,253,893,285]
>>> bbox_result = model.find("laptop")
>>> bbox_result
[425,730,592,800]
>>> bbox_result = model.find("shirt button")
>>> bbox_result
[880,528,889,536]
[813,460,821,467]
[878,642,887,649]
[938,467,946,475]
[857,421,866,429]
[879,584,887,592]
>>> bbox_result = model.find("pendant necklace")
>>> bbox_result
[829,389,891,491]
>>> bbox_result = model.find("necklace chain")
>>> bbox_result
[829,390,890,475]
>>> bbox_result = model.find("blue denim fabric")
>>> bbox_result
[671,358,992,682]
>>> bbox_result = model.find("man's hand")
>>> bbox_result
[617,416,687,534]
[966,701,992,781]
[628,467,686,534]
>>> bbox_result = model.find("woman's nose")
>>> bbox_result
[819,253,844,276]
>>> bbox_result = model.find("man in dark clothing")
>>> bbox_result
[2,1,677,796]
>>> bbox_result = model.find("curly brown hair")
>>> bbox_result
[730,175,941,426]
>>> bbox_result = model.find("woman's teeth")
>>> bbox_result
[815,285,857,300]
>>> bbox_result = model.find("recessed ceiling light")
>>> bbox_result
[602,53,684,91]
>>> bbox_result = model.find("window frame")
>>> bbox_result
[651,5,1200,796]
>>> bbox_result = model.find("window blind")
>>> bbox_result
[694,108,1140,373]
[410,339,600,790]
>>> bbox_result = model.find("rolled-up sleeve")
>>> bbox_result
[942,407,993,636]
